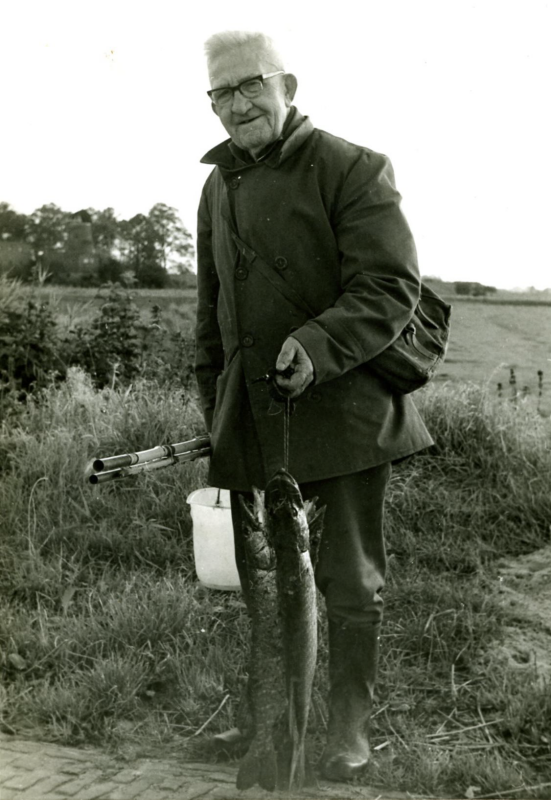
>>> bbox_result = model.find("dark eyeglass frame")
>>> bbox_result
[207,71,285,106]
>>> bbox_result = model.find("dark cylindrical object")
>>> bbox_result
[93,434,211,472]
[89,469,122,484]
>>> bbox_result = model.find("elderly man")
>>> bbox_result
[195,31,433,781]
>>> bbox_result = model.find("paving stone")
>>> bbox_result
[133,789,171,800]
[157,775,190,791]
[0,736,415,800]
[207,772,238,784]
[106,776,161,800]
[41,746,98,762]
[75,780,126,800]
[0,789,22,800]
[174,782,219,800]
[54,770,105,796]
[15,775,73,798]
[111,769,144,784]
[2,770,51,790]
[4,755,41,770]
[0,751,21,768]
[0,768,18,783]
[0,739,40,754]
[207,786,245,799]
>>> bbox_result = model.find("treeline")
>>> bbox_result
[454,280,497,297]
[0,202,195,289]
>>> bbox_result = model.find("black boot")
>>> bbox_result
[320,620,379,782]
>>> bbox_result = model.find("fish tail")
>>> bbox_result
[286,680,303,790]
[236,740,278,792]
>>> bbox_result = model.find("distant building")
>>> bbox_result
[43,211,98,283]
[65,216,97,270]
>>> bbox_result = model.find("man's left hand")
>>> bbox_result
[275,337,314,399]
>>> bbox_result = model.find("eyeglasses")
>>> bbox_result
[207,71,285,106]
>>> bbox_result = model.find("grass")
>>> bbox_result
[1,371,551,798]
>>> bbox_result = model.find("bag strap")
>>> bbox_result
[224,215,317,318]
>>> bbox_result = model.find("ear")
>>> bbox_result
[283,73,298,105]
[211,102,220,118]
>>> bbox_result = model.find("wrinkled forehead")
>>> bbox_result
[209,44,279,88]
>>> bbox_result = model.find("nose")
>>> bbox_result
[230,89,253,115]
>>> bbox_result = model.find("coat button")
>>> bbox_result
[229,177,240,189]
[235,266,249,280]
[274,256,288,270]
[241,333,254,347]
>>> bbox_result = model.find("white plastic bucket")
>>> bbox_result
[186,487,241,591]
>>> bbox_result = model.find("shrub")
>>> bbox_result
[0,276,65,407]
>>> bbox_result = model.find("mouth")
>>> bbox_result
[265,469,303,507]
[238,115,262,127]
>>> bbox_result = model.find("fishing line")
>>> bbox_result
[283,396,291,470]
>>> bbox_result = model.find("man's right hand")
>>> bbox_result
[274,337,314,399]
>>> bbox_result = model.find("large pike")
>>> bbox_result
[236,488,286,792]
[265,468,325,790]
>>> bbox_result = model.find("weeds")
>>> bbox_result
[0,354,550,796]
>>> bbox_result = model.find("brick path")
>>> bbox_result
[0,734,415,800]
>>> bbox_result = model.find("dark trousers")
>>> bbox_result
[230,463,391,626]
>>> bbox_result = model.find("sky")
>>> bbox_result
[2,0,550,290]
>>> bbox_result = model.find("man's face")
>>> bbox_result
[209,45,294,157]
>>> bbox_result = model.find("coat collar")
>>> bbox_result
[200,108,314,172]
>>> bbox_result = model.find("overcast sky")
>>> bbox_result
[2,0,550,290]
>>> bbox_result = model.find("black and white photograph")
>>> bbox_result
[1,2,550,799]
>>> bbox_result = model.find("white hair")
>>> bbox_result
[204,31,286,75]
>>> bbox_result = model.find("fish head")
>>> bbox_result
[265,469,310,552]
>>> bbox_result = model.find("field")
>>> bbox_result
[32,285,551,402]
[437,298,551,399]
[32,285,198,336]
[1,284,551,799]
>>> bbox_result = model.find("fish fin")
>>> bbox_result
[308,505,326,568]
[303,750,318,788]
[287,680,300,790]
[236,748,259,790]
[238,493,258,529]
[236,742,278,792]
[304,497,319,522]
[259,750,278,792]
[304,498,316,519]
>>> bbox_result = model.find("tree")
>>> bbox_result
[25,204,72,256]
[87,207,120,254]
[147,203,194,273]
[119,213,166,287]
[117,205,194,287]
[0,202,27,241]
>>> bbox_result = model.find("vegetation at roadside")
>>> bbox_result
[1,277,551,799]
[0,276,195,406]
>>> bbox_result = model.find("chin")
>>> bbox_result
[238,134,269,153]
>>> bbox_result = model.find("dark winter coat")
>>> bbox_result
[195,109,433,491]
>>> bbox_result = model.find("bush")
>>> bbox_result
[1,278,196,406]
[0,276,65,405]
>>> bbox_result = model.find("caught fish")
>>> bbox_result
[265,468,325,790]
[236,489,286,792]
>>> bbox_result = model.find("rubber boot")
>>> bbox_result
[320,620,379,782]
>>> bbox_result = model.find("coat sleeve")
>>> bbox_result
[290,151,421,386]
[195,177,225,432]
